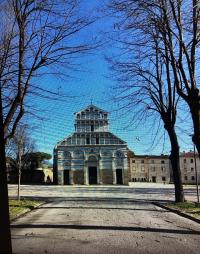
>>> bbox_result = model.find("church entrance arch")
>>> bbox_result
[88,156,98,185]
[116,168,123,184]
[64,170,70,185]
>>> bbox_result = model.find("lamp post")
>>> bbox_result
[193,144,200,204]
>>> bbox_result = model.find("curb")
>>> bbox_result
[10,201,45,222]
[153,202,200,224]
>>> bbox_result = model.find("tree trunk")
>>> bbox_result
[188,97,200,157]
[17,152,22,201]
[0,87,12,253]
[167,127,184,203]
[17,170,21,201]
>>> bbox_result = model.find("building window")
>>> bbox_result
[116,151,124,158]
[91,125,94,132]
[184,176,188,180]
[190,158,194,163]
[151,166,156,171]
[152,176,156,182]
[191,176,195,181]
[141,160,144,163]
[161,160,165,164]
[132,159,135,163]
[151,160,154,164]
[162,176,166,182]
[184,158,186,163]
[191,167,194,172]
[96,137,99,144]
[161,166,165,171]
[132,166,136,171]
[86,137,90,144]
[141,166,145,172]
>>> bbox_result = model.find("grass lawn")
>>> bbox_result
[168,202,200,220]
[9,200,42,220]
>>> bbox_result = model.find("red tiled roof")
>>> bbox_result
[180,152,198,158]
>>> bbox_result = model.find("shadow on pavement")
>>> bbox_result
[11,224,200,235]
[9,196,170,204]
[35,206,169,212]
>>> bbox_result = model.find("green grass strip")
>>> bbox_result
[168,202,200,220]
[9,200,42,220]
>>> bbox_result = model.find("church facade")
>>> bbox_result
[54,105,129,185]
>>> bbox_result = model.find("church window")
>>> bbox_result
[86,137,90,144]
[116,151,123,158]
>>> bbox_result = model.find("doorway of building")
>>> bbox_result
[116,168,123,184]
[89,167,97,184]
[64,170,70,184]
[152,176,156,183]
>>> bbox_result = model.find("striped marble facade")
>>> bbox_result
[54,105,129,185]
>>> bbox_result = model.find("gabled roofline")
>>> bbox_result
[55,131,127,147]
[74,104,108,115]
[108,131,127,144]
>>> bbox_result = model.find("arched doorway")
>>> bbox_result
[64,170,70,185]
[88,156,98,184]
[116,168,123,184]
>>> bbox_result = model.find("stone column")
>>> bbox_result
[112,158,116,184]
[57,169,64,185]
[97,165,100,184]
[84,163,89,185]
[98,150,103,184]
[98,158,102,185]
[69,170,74,185]
[123,156,128,184]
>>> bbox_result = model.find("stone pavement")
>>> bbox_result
[11,199,200,254]
[8,183,198,203]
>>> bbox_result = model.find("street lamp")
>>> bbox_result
[193,144,200,204]
[189,134,200,204]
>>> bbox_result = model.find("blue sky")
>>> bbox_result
[24,0,194,158]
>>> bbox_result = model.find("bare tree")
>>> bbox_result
[7,124,35,200]
[0,0,96,252]
[107,0,184,202]
[108,0,200,154]
[151,0,200,156]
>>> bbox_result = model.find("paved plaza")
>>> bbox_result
[10,183,200,254]
[8,183,199,202]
